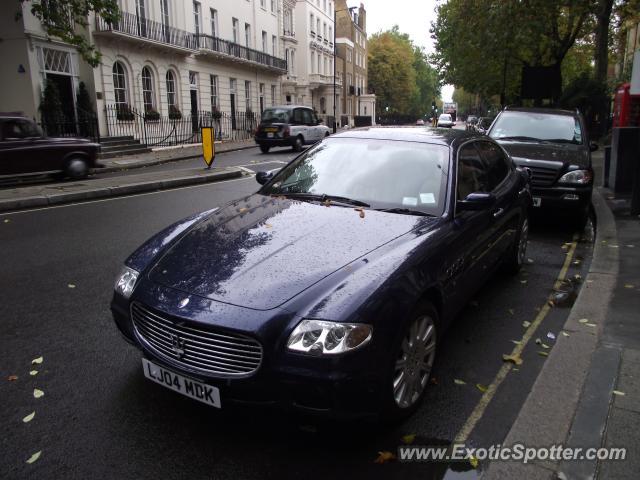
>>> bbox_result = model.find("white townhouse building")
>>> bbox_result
[280,0,340,123]
[0,0,288,144]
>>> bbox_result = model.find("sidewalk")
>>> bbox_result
[0,139,256,213]
[94,138,257,174]
[484,150,640,479]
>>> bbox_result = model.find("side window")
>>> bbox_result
[2,120,38,140]
[302,109,314,125]
[476,141,510,191]
[292,108,305,125]
[457,143,488,201]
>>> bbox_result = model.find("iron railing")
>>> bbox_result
[39,111,100,142]
[95,11,198,50]
[104,104,259,147]
[196,35,287,71]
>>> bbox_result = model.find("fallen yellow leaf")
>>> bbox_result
[470,455,479,469]
[476,383,488,393]
[454,379,466,385]
[29,370,38,376]
[68,284,76,289]
[508,308,515,315]
[624,284,635,289]
[33,389,44,399]
[374,451,397,464]
[26,451,41,464]
[402,434,416,444]
[578,318,589,324]
[522,321,531,328]
[8,375,18,381]
[3,219,10,223]
[562,332,570,337]
[586,323,597,327]
[23,411,35,423]
[613,390,625,396]
[510,340,522,345]
[502,353,523,366]
[537,351,549,357]
[264,223,273,229]
[31,356,43,364]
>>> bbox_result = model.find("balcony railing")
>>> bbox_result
[95,11,198,51]
[283,29,295,38]
[196,35,287,71]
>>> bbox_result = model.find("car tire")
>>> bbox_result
[381,301,438,422]
[324,132,330,138]
[259,145,270,154]
[64,157,89,180]
[292,135,304,152]
[503,211,529,275]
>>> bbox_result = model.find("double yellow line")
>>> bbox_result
[454,235,579,444]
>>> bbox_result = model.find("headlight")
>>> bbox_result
[114,266,139,298]
[557,169,592,185]
[287,319,372,355]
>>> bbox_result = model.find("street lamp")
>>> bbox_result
[333,5,357,134]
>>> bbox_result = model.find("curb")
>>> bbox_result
[0,168,244,213]
[91,143,257,174]
[483,188,619,479]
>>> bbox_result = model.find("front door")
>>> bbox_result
[230,94,237,130]
[190,90,198,134]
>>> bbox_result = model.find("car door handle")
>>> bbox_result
[493,208,505,219]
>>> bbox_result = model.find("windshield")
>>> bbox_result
[261,138,449,216]
[261,108,290,123]
[489,111,583,144]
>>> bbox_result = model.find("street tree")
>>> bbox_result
[17,0,120,67]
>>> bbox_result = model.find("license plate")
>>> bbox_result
[142,358,221,408]
[532,197,542,207]
[267,132,274,138]
[264,128,277,132]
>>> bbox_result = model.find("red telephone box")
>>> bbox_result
[613,83,640,127]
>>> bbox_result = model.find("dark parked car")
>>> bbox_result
[111,127,531,420]
[466,115,478,131]
[475,116,495,134]
[488,107,596,222]
[254,105,330,153]
[0,116,99,179]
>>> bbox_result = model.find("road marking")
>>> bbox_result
[0,175,254,216]
[236,160,287,168]
[454,234,579,444]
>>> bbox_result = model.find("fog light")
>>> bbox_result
[563,194,580,200]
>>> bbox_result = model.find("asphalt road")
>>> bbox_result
[1,159,594,479]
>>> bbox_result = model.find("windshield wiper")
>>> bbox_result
[377,208,434,216]
[281,192,370,208]
[497,136,544,142]
[543,138,578,144]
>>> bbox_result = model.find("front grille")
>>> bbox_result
[131,302,262,377]
[528,165,561,187]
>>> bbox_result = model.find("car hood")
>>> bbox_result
[147,195,423,310]
[498,141,589,167]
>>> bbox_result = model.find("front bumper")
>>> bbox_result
[530,184,592,211]
[111,292,386,419]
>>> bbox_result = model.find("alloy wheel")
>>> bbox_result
[393,315,437,409]
[517,217,529,265]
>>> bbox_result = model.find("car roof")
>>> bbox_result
[502,106,577,117]
[263,105,310,110]
[331,126,483,146]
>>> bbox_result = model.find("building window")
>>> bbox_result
[141,66,155,112]
[260,0,265,8]
[193,1,201,35]
[323,22,327,38]
[244,80,251,111]
[210,74,218,110]
[232,18,239,43]
[160,0,169,38]
[317,54,321,74]
[271,85,276,106]
[271,0,275,13]
[262,31,267,52]
[311,51,315,73]
[324,57,328,76]
[329,26,332,41]
[272,35,277,56]
[112,62,128,107]
[347,48,352,63]
[210,8,218,37]
[323,0,327,12]
[245,23,251,48]
[290,50,295,75]
[166,70,177,108]
[310,14,314,35]
[317,19,320,37]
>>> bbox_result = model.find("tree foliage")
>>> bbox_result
[431,0,595,103]
[18,0,120,67]
[368,26,440,117]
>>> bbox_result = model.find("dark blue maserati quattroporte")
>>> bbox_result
[111,127,531,420]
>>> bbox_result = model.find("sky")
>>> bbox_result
[353,0,454,102]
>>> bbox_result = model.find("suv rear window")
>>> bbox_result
[489,111,583,144]
[261,108,290,123]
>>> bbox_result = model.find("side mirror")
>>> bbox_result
[457,192,496,211]
[590,141,598,152]
[256,168,281,185]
